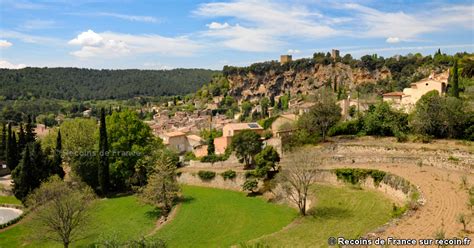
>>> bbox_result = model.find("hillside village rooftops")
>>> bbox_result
[186,134,203,142]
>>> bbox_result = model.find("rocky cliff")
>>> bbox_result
[226,62,391,101]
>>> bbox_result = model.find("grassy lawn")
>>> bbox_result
[0,196,157,248]
[154,185,298,247]
[254,184,393,247]
[0,196,21,205]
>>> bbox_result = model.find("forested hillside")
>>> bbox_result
[0,68,217,100]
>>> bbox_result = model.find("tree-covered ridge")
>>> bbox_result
[0,67,217,100]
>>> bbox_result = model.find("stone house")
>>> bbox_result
[383,71,448,111]
[214,122,264,154]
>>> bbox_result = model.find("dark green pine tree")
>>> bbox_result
[98,108,110,195]
[18,123,26,153]
[12,145,33,203]
[6,125,19,171]
[25,115,36,144]
[51,129,65,179]
[452,59,460,98]
[30,142,52,183]
[207,133,215,156]
[0,123,6,162]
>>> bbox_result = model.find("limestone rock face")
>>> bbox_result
[227,62,391,101]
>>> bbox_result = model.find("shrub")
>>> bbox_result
[200,154,227,163]
[328,118,363,136]
[391,203,407,218]
[197,171,216,181]
[221,170,237,180]
[184,151,197,162]
[242,179,258,193]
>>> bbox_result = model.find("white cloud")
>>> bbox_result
[0,40,13,48]
[206,22,230,29]
[386,37,400,43]
[195,0,338,52]
[0,29,61,44]
[96,12,160,23]
[0,60,26,69]
[20,20,56,30]
[287,49,301,54]
[68,29,104,46]
[344,3,474,42]
[68,29,201,58]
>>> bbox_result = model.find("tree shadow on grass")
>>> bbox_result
[178,196,195,204]
[145,208,161,220]
[246,192,263,197]
[307,206,352,220]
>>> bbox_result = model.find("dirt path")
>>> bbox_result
[321,163,473,239]
[146,203,181,237]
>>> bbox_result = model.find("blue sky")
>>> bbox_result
[0,0,473,70]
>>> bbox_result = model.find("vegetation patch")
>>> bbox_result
[221,170,237,180]
[197,171,216,181]
[333,168,386,186]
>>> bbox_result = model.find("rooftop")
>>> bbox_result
[224,122,263,130]
[163,131,186,137]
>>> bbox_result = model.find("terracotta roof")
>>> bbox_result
[382,92,404,96]
[224,122,263,130]
[163,131,186,137]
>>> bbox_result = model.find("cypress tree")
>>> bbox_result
[98,108,109,195]
[12,145,32,202]
[452,59,460,98]
[18,123,26,152]
[0,123,6,162]
[207,133,215,155]
[25,116,36,144]
[52,129,65,179]
[6,125,19,171]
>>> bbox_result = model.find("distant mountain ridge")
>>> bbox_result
[0,67,218,100]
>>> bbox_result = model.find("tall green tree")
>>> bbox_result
[12,145,33,202]
[106,110,154,190]
[98,108,109,195]
[18,123,26,152]
[231,130,262,168]
[452,59,460,98]
[260,97,270,118]
[207,133,215,156]
[298,92,341,141]
[6,125,19,171]
[0,123,6,162]
[25,115,36,143]
[12,142,54,202]
[51,129,65,179]
[140,153,179,217]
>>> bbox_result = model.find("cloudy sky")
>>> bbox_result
[0,0,473,70]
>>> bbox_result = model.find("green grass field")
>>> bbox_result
[0,196,157,248]
[0,184,393,248]
[155,185,297,247]
[0,196,22,205]
[254,184,393,247]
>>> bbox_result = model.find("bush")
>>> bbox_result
[221,170,237,180]
[184,151,197,162]
[391,203,407,218]
[242,179,258,193]
[200,154,227,163]
[328,118,363,136]
[197,171,216,181]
